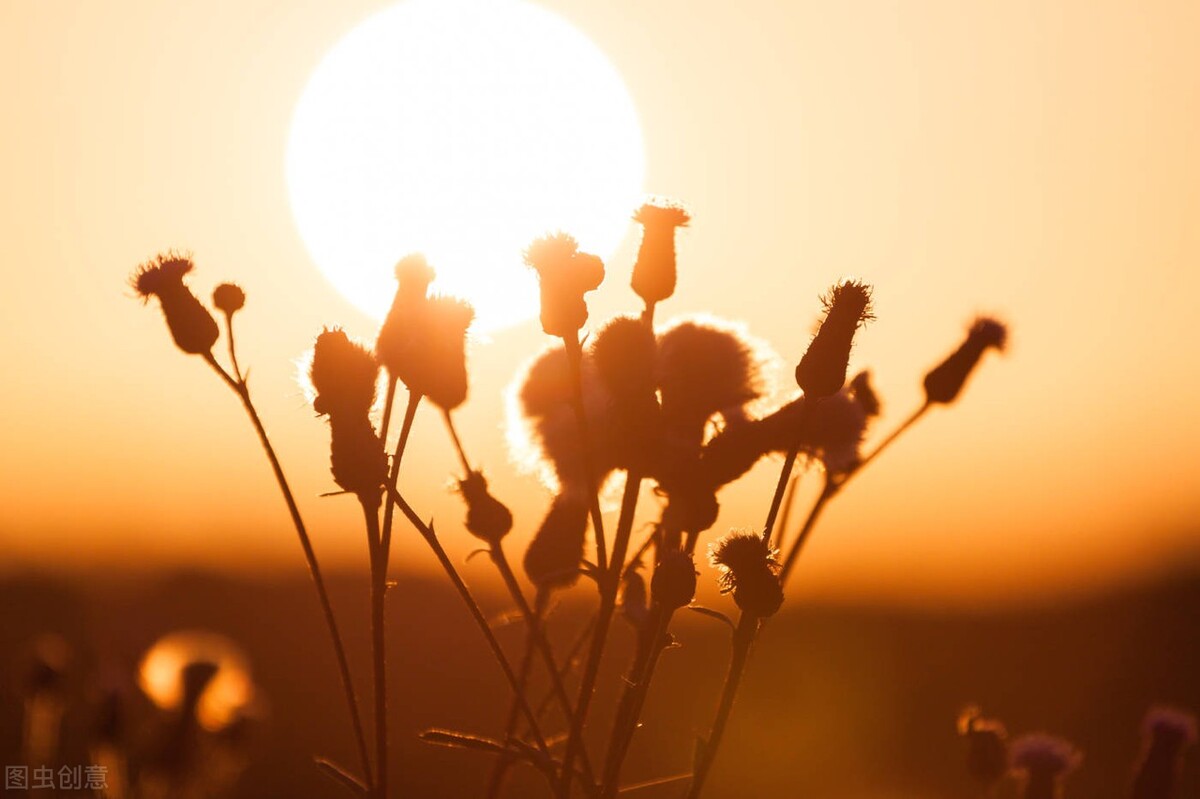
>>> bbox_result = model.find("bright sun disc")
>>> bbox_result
[286,0,646,331]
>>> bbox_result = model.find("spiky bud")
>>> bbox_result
[709,531,783,617]
[212,283,245,316]
[458,471,513,544]
[958,706,1008,787]
[1132,706,1197,799]
[651,551,697,609]
[631,201,690,307]
[132,253,219,355]
[524,233,605,338]
[523,493,588,589]
[923,317,1007,405]
[310,329,387,498]
[1010,733,1081,799]
[795,280,873,399]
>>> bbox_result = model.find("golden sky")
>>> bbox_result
[1,0,1198,606]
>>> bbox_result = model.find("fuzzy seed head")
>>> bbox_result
[657,317,768,426]
[212,283,245,316]
[924,316,1007,405]
[132,252,219,355]
[708,531,783,617]
[631,199,690,306]
[590,315,658,401]
[458,471,513,544]
[523,493,589,589]
[795,280,873,399]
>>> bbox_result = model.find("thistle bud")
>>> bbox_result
[1009,733,1081,799]
[1132,706,1197,799]
[631,201,690,307]
[132,253,219,355]
[708,531,783,617]
[458,471,513,544]
[923,317,1007,405]
[212,283,245,316]
[651,551,697,609]
[310,329,387,498]
[408,296,475,411]
[958,706,1008,787]
[523,493,589,589]
[795,280,873,399]
[524,233,605,338]
[849,370,881,417]
[376,254,436,387]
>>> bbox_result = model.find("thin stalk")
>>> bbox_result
[599,604,671,798]
[484,601,541,799]
[362,501,388,799]
[379,391,421,563]
[761,401,812,545]
[562,333,607,572]
[850,402,928,477]
[489,547,598,789]
[682,613,758,799]
[779,477,834,585]
[388,489,554,762]
[202,354,372,788]
[535,612,598,721]
[558,469,642,797]
[770,475,800,551]
[442,409,473,475]
[221,313,242,382]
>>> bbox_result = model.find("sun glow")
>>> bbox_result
[286,0,646,331]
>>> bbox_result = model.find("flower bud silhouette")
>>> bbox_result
[523,493,589,589]
[657,318,766,428]
[631,201,690,308]
[212,283,245,316]
[795,280,872,398]
[377,253,436,385]
[133,253,219,355]
[1132,706,1197,799]
[1010,733,1081,799]
[651,550,697,609]
[590,315,657,402]
[411,296,475,411]
[310,329,387,499]
[458,470,513,544]
[620,569,649,627]
[524,233,604,338]
[958,706,1008,787]
[924,317,1007,405]
[709,531,783,617]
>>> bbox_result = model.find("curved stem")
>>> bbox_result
[202,354,372,788]
[779,477,835,585]
[388,489,553,762]
[442,409,473,475]
[851,402,929,476]
[683,613,758,799]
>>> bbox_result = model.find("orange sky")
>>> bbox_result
[1,0,1198,607]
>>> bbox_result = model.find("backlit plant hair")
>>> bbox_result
[795,279,873,399]
[133,252,219,356]
[630,199,690,318]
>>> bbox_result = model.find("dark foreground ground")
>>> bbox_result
[1,567,1197,798]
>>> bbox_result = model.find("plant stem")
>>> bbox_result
[484,602,541,799]
[562,333,608,572]
[778,476,835,585]
[380,391,421,565]
[202,354,373,788]
[442,409,473,475]
[558,469,642,797]
[682,613,758,799]
[388,489,554,762]
[599,604,671,798]
[362,500,388,799]
[850,402,928,476]
[490,546,598,789]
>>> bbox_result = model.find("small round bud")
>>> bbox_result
[651,551,697,609]
[458,471,513,544]
[212,283,245,316]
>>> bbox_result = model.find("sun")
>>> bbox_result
[286,0,646,331]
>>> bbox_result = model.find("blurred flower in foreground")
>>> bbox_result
[1132,706,1197,799]
[138,631,255,734]
[924,317,1007,405]
[958,705,1008,788]
[20,634,71,766]
[132,252,219,355]
[458,470,513,544]
[1010,733,1081,799]
[708,531,783,617]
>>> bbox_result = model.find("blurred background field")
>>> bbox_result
[2,564,1196,798]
